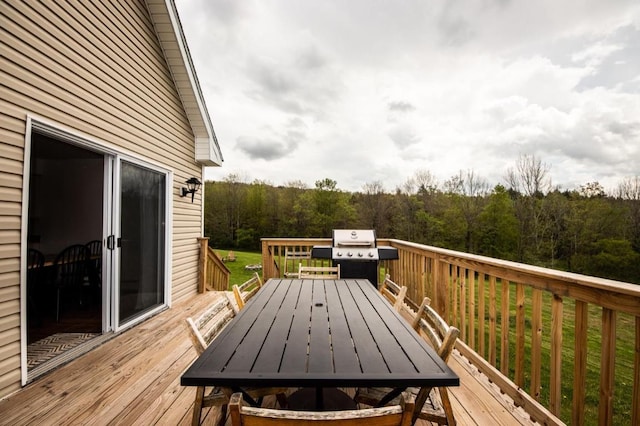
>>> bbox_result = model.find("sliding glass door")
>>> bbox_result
[117,161,167,326]
[25,123,171,379]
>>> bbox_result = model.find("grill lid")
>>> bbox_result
[332,229,378,260]
[332,229,377,248]
[311,229,398,262]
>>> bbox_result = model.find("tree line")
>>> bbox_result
[204,154,640,284]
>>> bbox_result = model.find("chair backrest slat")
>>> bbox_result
[229,391,415,426]
[298,263,340,279]
[27,248,45,287]
[284,250,311,277]
[233,272,263,310]
[54,244,90,287]
[85,240,102,257]
[27,248,45,269]
[185,297,235,355]
[380,274,407,311]
[411,297,459,362]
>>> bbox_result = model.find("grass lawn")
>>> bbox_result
[213,249,263,287]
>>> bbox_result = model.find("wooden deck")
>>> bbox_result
[0,291,540,425]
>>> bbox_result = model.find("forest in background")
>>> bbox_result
[204,155,640,284]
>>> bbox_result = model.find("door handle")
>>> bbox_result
[106,235,115,250]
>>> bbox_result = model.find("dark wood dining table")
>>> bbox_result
[181,278,459,410]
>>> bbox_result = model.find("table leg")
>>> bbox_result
[375,387,405,407]
[231,387,259,406]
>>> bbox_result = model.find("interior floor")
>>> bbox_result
[27,285,101,370]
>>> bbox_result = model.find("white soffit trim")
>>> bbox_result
[146,0,223,166]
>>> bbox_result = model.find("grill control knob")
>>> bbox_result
[336,251,343,257]
[368,252,374,257]
[358,252,364,257]
[347,252,353,257]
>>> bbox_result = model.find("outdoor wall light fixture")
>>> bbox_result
[181,177,202,202]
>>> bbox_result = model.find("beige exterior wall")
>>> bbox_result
[0,1,207,398]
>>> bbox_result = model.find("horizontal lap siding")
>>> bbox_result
[0,0,204,398]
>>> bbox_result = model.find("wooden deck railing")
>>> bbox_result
[261,237,640,425]
[260,238,398,282]
[261,238,330,279]
[198,237,230,292]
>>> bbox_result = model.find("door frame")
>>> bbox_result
[112,158,172,332]
[20,116,174,384]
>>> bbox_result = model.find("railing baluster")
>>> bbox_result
[438,258,448,320]
[573,300,588,426]
[633,316,640,426]
[489,275,497,367]
[550,294,563,416]
[421,253,429,303]
[433,254,441,313]
[459,266,466,341]
[452,265,459,330]
[478,272,486,358]
[599,307,616,425]
[515,283,525,387]
[500,279,510,376]
[530,288,542,400]
[468,269,475,351]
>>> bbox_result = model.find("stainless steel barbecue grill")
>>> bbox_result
[311,229,398,286]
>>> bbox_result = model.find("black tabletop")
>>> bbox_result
[181,278,459,389]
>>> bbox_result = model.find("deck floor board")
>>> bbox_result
[0,291,538,425]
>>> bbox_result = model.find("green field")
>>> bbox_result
[214,249,263,287]
[216,249,389,287]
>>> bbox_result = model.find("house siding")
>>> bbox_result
[0,0,206,398]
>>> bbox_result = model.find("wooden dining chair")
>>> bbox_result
[53,244,90,322]
[379,274,408,312]
[298,263,340,279]
[185,296,288,426]
[355,297,460,425]
[232,272,262,311]
[83,240,102,305]
[84,240,102,285]
[27,248,45,326]
[283,249,311,277]
[229,391,415,426]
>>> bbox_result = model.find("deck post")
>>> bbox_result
[262,240,272,280]
[197,237,209,293]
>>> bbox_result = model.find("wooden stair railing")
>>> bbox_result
[198,238,230,292]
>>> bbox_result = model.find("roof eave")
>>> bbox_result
[146,0,223,167]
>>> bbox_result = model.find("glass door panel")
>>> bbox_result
[118,161,166,325]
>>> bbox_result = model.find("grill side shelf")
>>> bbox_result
[310,246,333,259]
[377,246,399,260]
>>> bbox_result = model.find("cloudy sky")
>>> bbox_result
[175,0,640,193]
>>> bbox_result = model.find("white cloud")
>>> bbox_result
[572,42,624,68]
[176,0,640,193]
